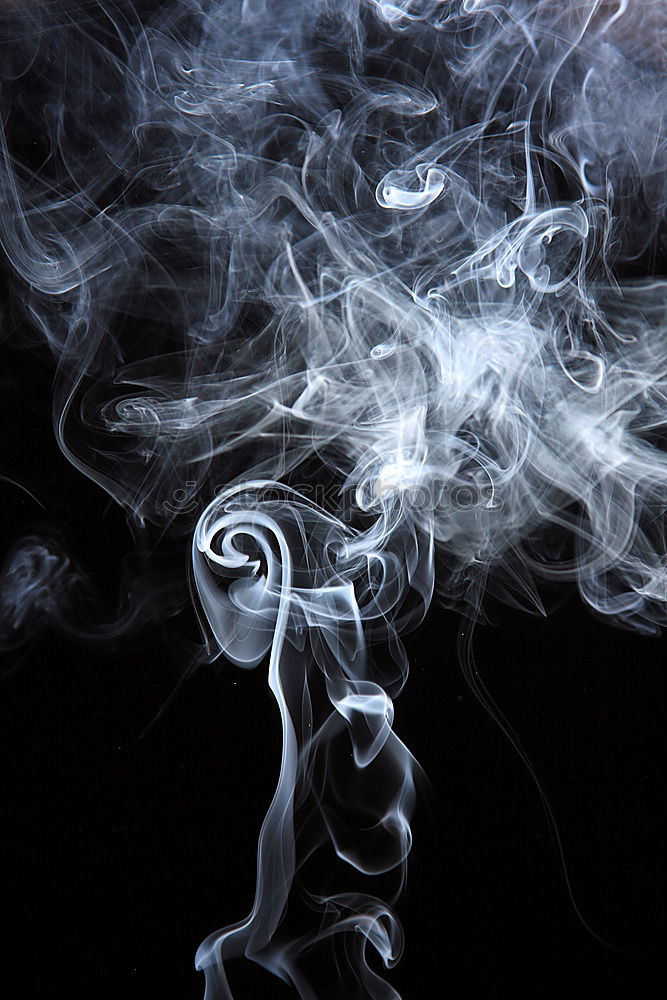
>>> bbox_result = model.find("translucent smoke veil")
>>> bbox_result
[0,0,665,995]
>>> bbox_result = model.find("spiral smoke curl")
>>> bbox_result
[0,0,666,996]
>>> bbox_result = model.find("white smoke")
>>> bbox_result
[0,1,665,996]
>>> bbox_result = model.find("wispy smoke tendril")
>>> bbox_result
[1,0,665,995]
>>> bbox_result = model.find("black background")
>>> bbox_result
[0,358,664,999]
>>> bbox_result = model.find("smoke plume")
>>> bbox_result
[1,1,665,995]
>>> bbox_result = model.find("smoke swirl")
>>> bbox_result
[1,0,665,995]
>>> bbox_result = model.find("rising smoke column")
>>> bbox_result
[0,0,666,996]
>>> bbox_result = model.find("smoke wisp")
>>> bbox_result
[1,1,666,995]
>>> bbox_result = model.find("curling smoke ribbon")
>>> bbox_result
[193,482,433,993]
